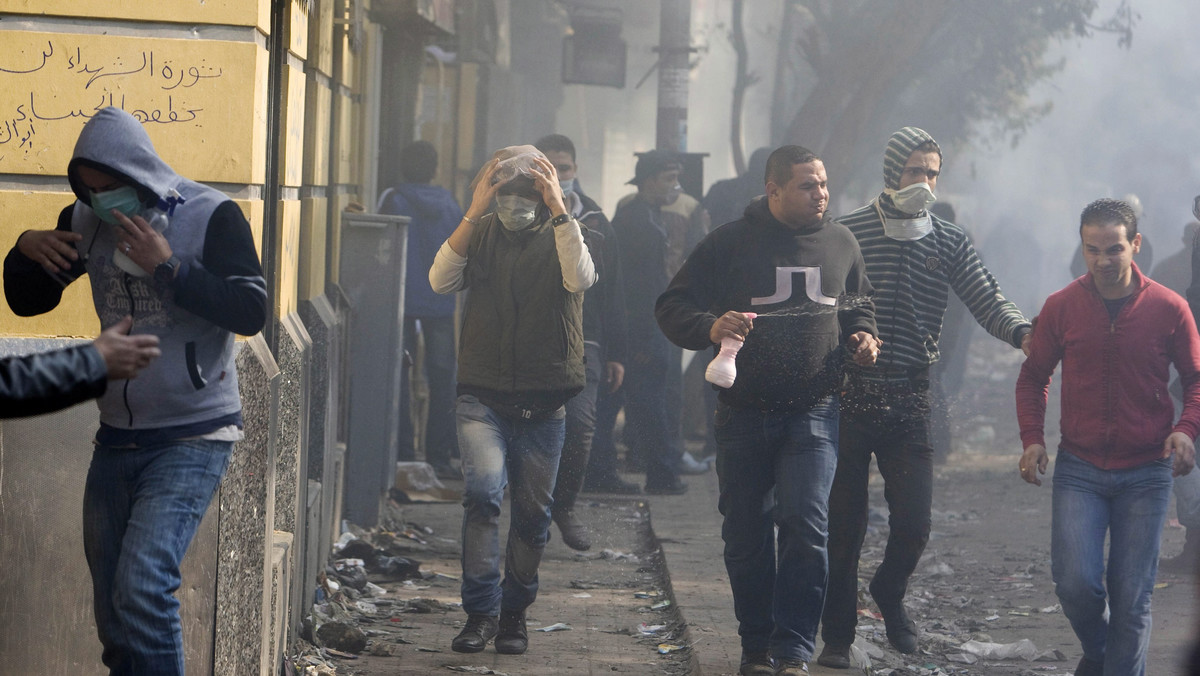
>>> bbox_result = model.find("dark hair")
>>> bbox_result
[1080,198,1138,241]
[765,145,820,187]
[534,134,576,162]
[400,140,438,183]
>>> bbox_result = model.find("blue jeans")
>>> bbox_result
[456,395,565,616]
[82,439,233,676]
[1052,451,1172,675]
[714,395,839,662]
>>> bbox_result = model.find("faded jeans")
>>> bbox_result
[456,395,565,616]
[1052,451,1172,676]
[714,395,839,663]
[83,439,233,676]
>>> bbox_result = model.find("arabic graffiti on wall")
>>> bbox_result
[0,33,263,183]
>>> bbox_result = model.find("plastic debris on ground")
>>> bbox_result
[535,622,572,632]
[445,665,510,674]
[638,623,668,636]
[657,643,685,653]
[392,461,460,503]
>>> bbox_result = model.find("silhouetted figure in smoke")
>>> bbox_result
[657,145,879,675]
[534,134,629,551]
[1071,192,1153,278]
[611,150,695,494]
[1018,198,1198,676]
[820,127,1032,667]
[378,140,462,477]
[703,147,772,229]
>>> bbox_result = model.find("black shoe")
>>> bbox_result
[451,613,498,653]
[554,511,592,552]
[879,604,918,654]
[739,650,774,676]
[645,478,688,495]
[495,609,528,655]
[582,475,641,494]
[816,643,851,669]
[1074,656,1103,676]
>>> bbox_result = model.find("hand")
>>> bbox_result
[1020,444,1049,486]
[604,361,625,393]
[92,315,161,380]
[1165,431,1196,477]
[17,229,83,273]
[847,331,880,367]
[529,155,567,216]
[112,210,172,275]
[1021,331,1032,357]
[709,311,756,345]
[465,159,502,220]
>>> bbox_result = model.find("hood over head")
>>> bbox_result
[883,126,940,191]
[67,107,181,207]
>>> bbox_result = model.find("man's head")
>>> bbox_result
[884,127,942,191]
[628,150,682,206]
[400,140,438,184]
[535,134,577,183]
[1079,198,1141,297]
[764,145,828,229]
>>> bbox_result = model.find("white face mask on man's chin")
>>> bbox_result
[496,194,540,231]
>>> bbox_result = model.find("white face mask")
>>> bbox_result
[559,178,575,197]
[496,194,540,231]
[885,182,936,214]
[882,215,933,241]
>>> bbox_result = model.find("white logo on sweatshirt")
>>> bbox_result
[751,266,835,306]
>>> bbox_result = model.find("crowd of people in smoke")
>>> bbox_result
[377,126,1200,675]
[6,109,1200,675]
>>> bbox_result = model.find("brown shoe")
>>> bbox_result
[738,650,774,676]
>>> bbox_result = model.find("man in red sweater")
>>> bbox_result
[1017,198,1200,676]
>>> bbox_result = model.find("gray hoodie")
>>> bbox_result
[4,107,267,431]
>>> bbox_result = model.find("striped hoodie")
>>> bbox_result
[837,126,1029,377]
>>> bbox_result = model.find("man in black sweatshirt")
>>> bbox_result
[656,145,879,676]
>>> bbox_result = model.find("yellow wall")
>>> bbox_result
[0,32,268,185]
[0,0,270,30]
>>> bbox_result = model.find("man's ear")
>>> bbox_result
[765,182,779,201]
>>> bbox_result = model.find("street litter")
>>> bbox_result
[922,561,955,577]
[657,643,684,653]
[445,666,510,675]
[598,548,638,561]
[638,623,668,636]
[959,638,1038,661]
[535,623,572,632]
[984,614,1000,621]
[947,652,978,664]
[634,590,661,598]
[1039,604,1061,613]
[571,593,592,598]
[392,461,459,503]
[650,600,671,610]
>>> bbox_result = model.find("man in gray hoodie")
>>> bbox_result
[4,107,267,675]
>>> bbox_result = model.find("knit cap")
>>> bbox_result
[883,127,940,190]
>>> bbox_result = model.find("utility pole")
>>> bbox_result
[655,0,690,152]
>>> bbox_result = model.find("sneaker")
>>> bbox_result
[451,613,498,653]
[554,511,592,551]
[774,658,809,675]
[582,474,642,495]
[1074,656,1103,676]
[494,609,528,655]
[816,643,851,669]
[679,451,713,474]
[738,650,774,676]
[645,478,688,495]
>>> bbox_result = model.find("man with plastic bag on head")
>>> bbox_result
[429,144,595,656]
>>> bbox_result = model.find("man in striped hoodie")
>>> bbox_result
[818,127,1032,668]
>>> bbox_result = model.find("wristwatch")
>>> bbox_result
[550,213,572,227]
[154,255,181,284]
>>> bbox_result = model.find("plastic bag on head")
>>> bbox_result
[489,144,547,187]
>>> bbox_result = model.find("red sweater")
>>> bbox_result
[1016,264,1200,470]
